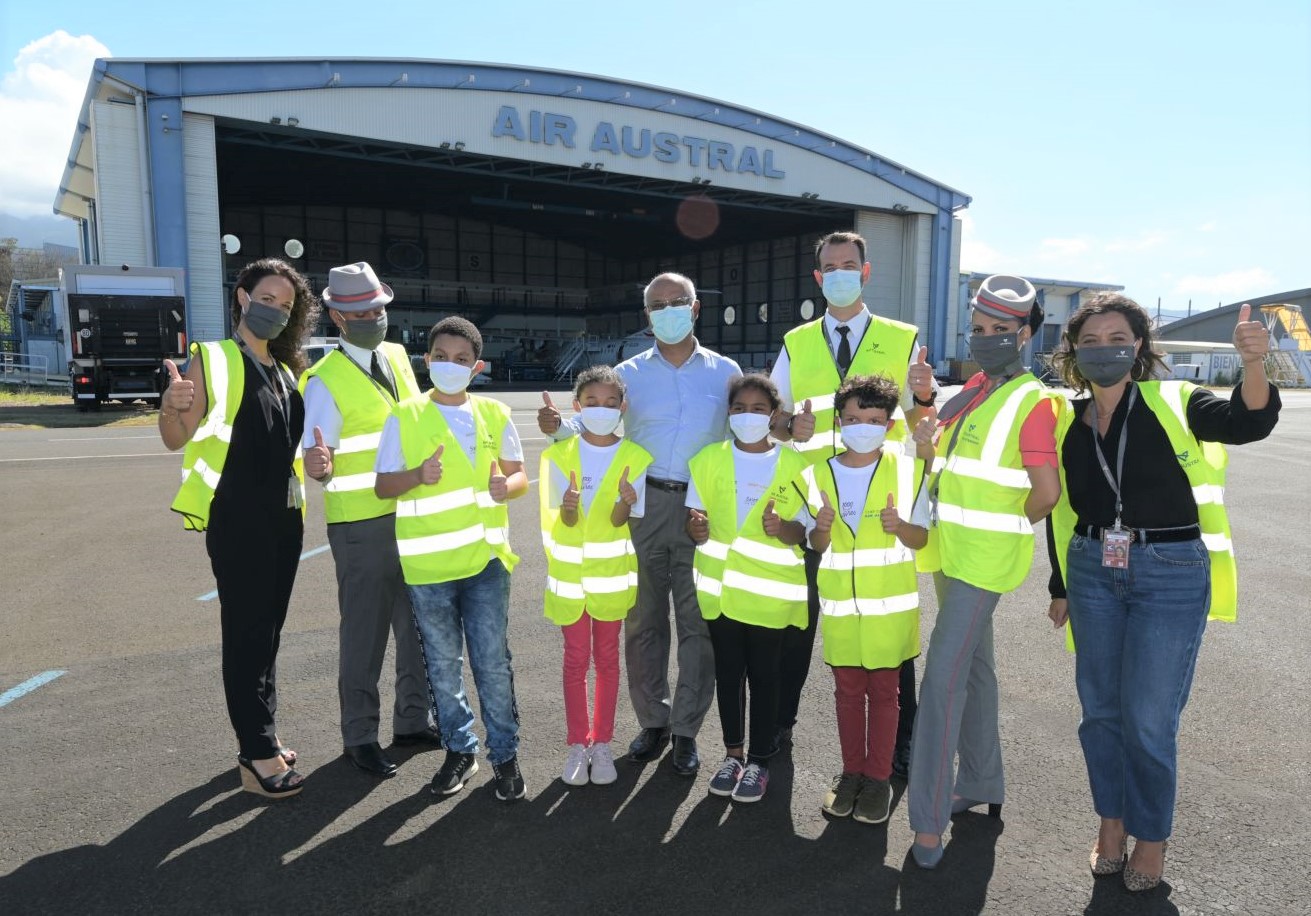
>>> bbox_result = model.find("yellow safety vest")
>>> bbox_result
[688,441,809,628]
[299,342,419,523]
[538,437,654,625]
[171,340,305,531]
[801,451,922,670]
[784,314,919,463]
[916,374,1056,593]
[393,394,519,585]
[1050,380,1237,628]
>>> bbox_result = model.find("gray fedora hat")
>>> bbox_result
[971,274,1036,321]
[322,261,394,312]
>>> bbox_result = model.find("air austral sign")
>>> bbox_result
[491,105,786,179]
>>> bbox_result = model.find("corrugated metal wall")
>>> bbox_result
[183,113,225,341]
[90,101,148,266]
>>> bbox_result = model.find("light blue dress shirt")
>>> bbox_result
[557,341,741,483]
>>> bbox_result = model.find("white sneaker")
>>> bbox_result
[589,742,618,785]
[561,743,590,786]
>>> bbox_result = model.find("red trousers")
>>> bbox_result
[832,665,901,780]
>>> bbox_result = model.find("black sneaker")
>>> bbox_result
[492,756,526,802]
[430,751,478,796]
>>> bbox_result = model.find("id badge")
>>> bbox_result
[287,476,303,510]
[1101,528,1131,569]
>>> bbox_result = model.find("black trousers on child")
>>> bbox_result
[707,614,784,765]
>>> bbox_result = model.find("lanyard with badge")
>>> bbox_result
[1088,383,1138,568]
[234,336,302,509]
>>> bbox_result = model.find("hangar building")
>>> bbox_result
[54,58,970,378]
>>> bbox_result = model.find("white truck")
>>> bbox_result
[59,264,188,410]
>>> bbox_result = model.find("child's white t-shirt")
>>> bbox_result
[374,400,523,473]
[547,439,647,518]
[801,456,931,534]
[685,445,781,530]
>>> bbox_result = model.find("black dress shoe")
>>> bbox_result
[628,727,672,762]
[671,735,700,776]
[393,724,443,747]
[344,742,398,778]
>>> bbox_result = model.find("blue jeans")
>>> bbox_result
[407,559,519,765]
[1066,534,1210,842]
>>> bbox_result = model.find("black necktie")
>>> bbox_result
[835,325,852,376]
[370,351,397,400]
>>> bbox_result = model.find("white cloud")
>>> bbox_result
[1105,230,1167,252]
[1197,220,1217,232]
[1172,267,1276,300]
[1039,237,1091,258]
[0,31,109,218]
[956,212,1007,273]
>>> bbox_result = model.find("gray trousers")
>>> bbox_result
[625,485,715,738]
[327,513,433,747]
[907,572,1005,836]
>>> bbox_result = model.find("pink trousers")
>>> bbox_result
[562,612,623,746]
[833,665,901,780]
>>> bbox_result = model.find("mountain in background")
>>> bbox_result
[0,212,79,249]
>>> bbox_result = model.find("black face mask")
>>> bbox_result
[968,333,1022,377]
[1076,344,1137,387]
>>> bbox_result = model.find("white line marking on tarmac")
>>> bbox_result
[0,453,176,462]
[46,435,158,441]
[0,670,66,708]
[196,544,332,601]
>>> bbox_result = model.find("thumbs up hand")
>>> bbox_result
[789,398,816,443]
[686,508,710,545]
[909,345,934,399]
[561,470,581,513]
[880,492,901,534]
[913,411,938,461]
[814,490,836,534]
[617,465,638,507]
[1233,303,1269,365]
[488,459,509,503]
[162,358,194,412]
[538,390,562,434]
[761,498,783,537]
[305,425,333,480]
[418,444,445,485]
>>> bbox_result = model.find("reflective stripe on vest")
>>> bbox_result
[538,436,654,625]
[917,376,1049,593]
[689,442,809,628]
[301,343,418,523]
[802,451,921,669]
[393,395,519,584]
[784,315,919,462]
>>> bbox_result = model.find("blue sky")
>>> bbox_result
[2,0,1307,315]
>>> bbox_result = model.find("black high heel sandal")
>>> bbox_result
[237,755,305,798]
[951,797,1002,818]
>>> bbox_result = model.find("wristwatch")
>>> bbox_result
[913,393,935,407]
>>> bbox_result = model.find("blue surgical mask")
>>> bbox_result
[649,305,694,345]
[729,412,772,445]
[428,360,473,394]
[839,423,887,454]
[821,269,863,308]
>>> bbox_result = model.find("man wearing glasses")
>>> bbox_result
[540,273,740,776]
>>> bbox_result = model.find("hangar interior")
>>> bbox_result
[216,125,851,375]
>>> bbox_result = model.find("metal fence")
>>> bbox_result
[0,352,68,389]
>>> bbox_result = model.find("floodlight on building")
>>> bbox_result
[286,117,299,127]
[453,141,465,151]
[269,116,282,125]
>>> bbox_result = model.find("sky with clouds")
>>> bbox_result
[1,1,1306,316]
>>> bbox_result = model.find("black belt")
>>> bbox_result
[1082,524,1200,544]
[647,477,688,492]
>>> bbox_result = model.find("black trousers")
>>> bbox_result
[207,503,303,760]
[777,547,918,749]
[706,614,784,764]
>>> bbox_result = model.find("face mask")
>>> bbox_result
[341,313,388,350]
[821,269,863,308]
[969,333,1022,377]
[839,422,887,454]
[428,360,473,395]
[649,305,694,345]
[729,412,772,445]
[1076,344,1137,388]
[579,406,622,436]
[243,300,291,340]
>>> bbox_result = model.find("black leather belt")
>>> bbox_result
[1082,524,1200,544]
[647,477,688,492]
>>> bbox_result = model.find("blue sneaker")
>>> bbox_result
[731,762,769,803]
[708,756,744,797]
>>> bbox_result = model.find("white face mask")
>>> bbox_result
[428,361,473,395]
[728,412,772,445]
[821,269,864,308]
[579,406,622,436]
[839,422,888,454]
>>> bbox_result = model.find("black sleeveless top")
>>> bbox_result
[211,353,305,517]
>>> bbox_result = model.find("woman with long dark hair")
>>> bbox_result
[1047,293,1279,890]
[158,258,322,798]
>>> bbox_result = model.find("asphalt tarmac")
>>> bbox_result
[1,389,1308,915]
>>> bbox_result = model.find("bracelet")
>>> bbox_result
[913,394,936,407]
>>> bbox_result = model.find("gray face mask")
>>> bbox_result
[1076,344,1137,388]
[341,313,388,350]
[243,300,291,340]
[968,333,1022,377]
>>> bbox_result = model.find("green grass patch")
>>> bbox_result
[0,387,159,429]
